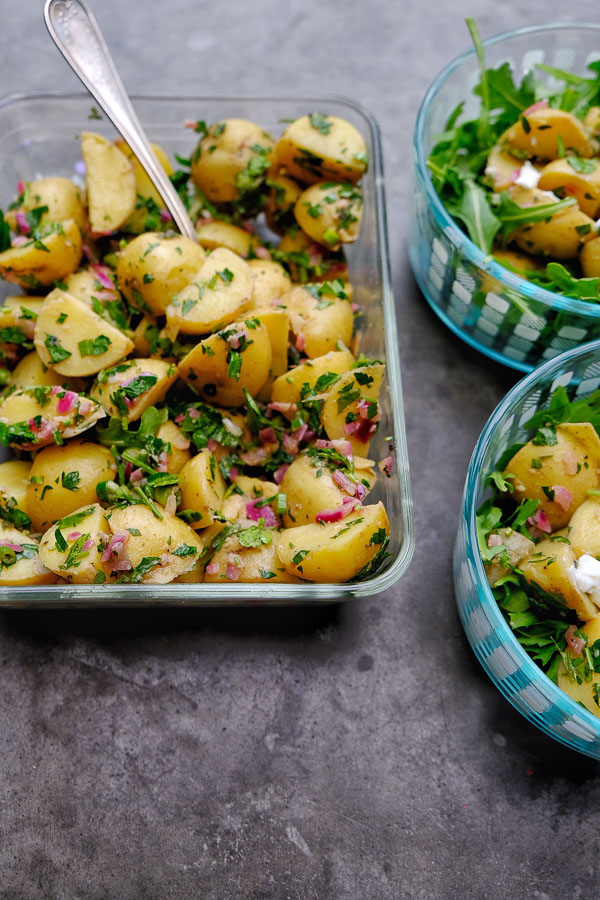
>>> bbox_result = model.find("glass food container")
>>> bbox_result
[0,93,414,606]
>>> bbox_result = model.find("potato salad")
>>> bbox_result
[478,387,600,717]
[0,112,393,587]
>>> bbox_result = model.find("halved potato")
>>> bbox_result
[115,139,174,232]
[82,131,136,233]
[178,449,226,529]
[537,158,600,218]
[275,501,389,582]
[6,177,86,232]
[89,358,177,423]
[580,237,600,278]
[285,284,354,358]
[270,348,355,412]
[166,247,253,335]
[508,185,595,259]
[190,119,275,203]
[39,502,112,584]
[0,526,56,586]
[34,288,134,377]
[273,114,368,185]
[196,221,260,258]
[280,452,376,527]
[246,259,291,310]
[6,351,79,393]
[504,107,595,160]
[265,173,303,232]
[294,182,363,250]
[204,537,302,583]
[0,219,82,288]
[485,143,524,191]
[321,364,384,455]
[520,539,598,620]
[0,460,31,528]
[0,386,105,449]
[177,319,272,406]
[156,420,191,474]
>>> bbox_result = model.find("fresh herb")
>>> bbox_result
[44,333,71,363]
[79,335,111,357]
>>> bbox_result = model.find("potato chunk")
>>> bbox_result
[0,386,105,449]
[0,460,31,529]
[90,358,177,423]
[285,284,354,358]
[520,539,599,621]
[82,131,136,233]
[321,364,384,455]
[280,452,375,527]
[6,177,86,232]
[294,182,363,250]
[508,185,595,259]
[274,114,368,185]
[537,158,600,218]
[39,503,112,584]
[0,219,82,288]
[270,349,355,412]
[196,221,260,258]
[34,288,134,377]
[275,502,389,583]
[504,107,595,160]
[0,526,56,586]
[178,450,226,529]
[191,119,275,203]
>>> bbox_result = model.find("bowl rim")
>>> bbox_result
[0,91,415,604]
[462,335,600,732]
[413,21,600,319]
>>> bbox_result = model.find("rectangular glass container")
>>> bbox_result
[0,94,414,606]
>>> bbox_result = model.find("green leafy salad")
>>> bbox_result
[478,385,600,716]
[427,19,600,302]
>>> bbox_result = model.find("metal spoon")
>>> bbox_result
[44,0,197,241]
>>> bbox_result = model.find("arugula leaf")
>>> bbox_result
[446,178,500,252]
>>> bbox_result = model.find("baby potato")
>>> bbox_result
[321,364,384,455]
[580,237,600,278]
[177,319,272,406]
[26,439,116,532]
[90,358,177,423]
[537,158,600,218]
[270,348,355,412]
[196,221,260,258]
[504,107,595,160]
[277,226,349,284]
[251,308,289,378]
[564,498,600,558]
[246,259,291,310]
[0,386,105,449]
[6,177,86,232]
[584,107,600,140]
[286,284,354,358]
[275,501,389,583]
[265,173,304,232]
[0,218,82,288]
[294,182,363,250]
[505,422,600,530]
[6,350,79,393]
[508,185,595,259]
[190,119,275,203]
[82,131,136,234]
[557,658,600,719]
[34,288,134,377]
[0,526,56,586]
[114,139,174,233]
[178,449,226,529]
[105,504,203,584]
[165,247,253,335]
[520,539,598,621]
[39,503,112,584]
[485,143,525,191]
[116,232,206,315]
[1,296,44,339]
[156,420,191,473]
[204,536,301,583]
[274,114,368,185]
[280,452,375,527]
[0,460,31,529]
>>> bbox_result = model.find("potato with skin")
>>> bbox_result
[270,348,355,413]
[0,460,31,528]
[556,614,600,719]
[114,139,174,233]
[505,422,600,530]
[178,450,226,529]
[0,386,105,449]
[275,502,389,583]
[519,539,599,621]
[0,526,56,586]
[156,420,191,474]
[204,536,302,583]
[26,440,116,532]
[580,237,600,278]
[6,177,86,232]
[274,114,368,185]
[116,232,206,315]
[508,185,595,259]
[584,107,600,140]
[1,296,44,338]
[34,289,134,377]
[504,107,596,160]
[106,504,203,584]
[177,319,272,406]
[321,364,384,455]
[286,284,353,358]
[39,503,112,584]
[89,358,177,423]
[82,131,136,234]
[565,498,600,558]
[280,452,376,527]
[6,351,80,393]
[246,259,291,310]
[485,143,526,191]
[294,182,363,251]
[191,119,275,203]
[165,247,253,336]
[0,219,82,288]
[265,173,303,232]
[196,221,260,258]
[537,158,600,218]
[251,308,289,378]
[277,226,349,285]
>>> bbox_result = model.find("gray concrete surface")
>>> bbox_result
[2,1,600,897]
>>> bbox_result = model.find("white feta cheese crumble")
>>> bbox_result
[514,160,541,189]
[568,554,600,608]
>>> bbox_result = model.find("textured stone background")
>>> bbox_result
[2,1,600,898]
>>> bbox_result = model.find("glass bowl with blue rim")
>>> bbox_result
[410,23,600,373]
[455,337,600,758]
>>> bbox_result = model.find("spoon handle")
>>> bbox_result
[44,0,197,241]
